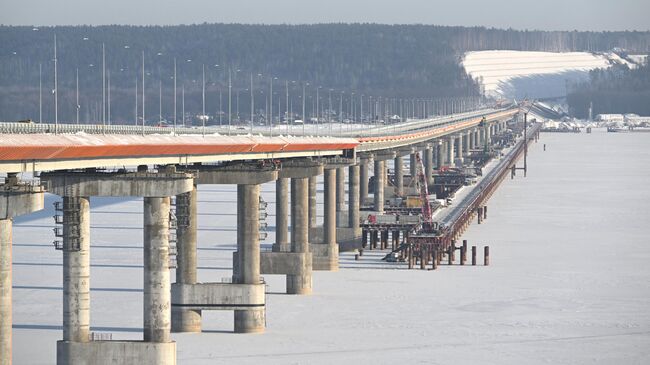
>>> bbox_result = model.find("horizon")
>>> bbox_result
[2,22,649,35]
[1,0,648,32]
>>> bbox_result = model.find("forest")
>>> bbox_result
[567,63,650,118]
[1,23,649,122]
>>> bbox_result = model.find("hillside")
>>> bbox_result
[1,24,649,122]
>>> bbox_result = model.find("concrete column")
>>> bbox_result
[359,160,369,206]
[394,155,403,196]
[465,131,471,156]
[409,153,417,179]
[373,159,385,213]
[348,164,360,230]
[172,185,200,333]
[274,178,289,252]
[324,169,336,248]
[436,141,444,169]
[336,167,345,213]
[425,147,433,185]
[484,124,492,147]
[288,178,311,294]
[469,130,475,150]
[63,196,90,343]
[0,220,11,365]
[143,197,171,343]
[235,184,264,332]
[456,134,464,165]
[308,176,317,229]
[447,137,455,167]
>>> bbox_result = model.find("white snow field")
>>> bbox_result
[461,50,636,100]
[11,128,650,364]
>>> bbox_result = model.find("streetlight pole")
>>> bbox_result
[102,43,105,127]
[228,68,232,134]
[250,73,254,133]
[173,58,177,132]
[269,76,273,135]
[107,70,111,125]
[76,68,79,124]
[302,82,306,136]
[202,64,206,136]
[142,51,145,135]
[39,63,42,123]
[134,76,138,125]
[53,34,58,133]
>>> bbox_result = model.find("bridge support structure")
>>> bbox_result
[0,175,44,365]
[424,145,433,186]
[265,159,323,293]
[372,151,396,213]
[447,136,456,168]
[181,163,277,334]
[41,166,193,365]
[359,156,370,207]
[273,178,290,252]
[455,133,464,166]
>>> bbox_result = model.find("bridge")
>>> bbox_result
[0,105,528,365]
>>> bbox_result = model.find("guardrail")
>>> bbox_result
[0,107,515,139]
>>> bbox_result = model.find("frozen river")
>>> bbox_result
[11,128,650,364]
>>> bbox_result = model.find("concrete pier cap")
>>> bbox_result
[188,162,279,185]
[373,150,397,161]
[278,158,324,179]
[40,168,194,197]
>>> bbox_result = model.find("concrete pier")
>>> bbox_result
[143,197,172,343]
[359,158,369,206]
[373,159,385,213]
[447,137,455,167]
[348,164,360,236]
[41,168,193,365]
[0,219,10,365]
[436,141,444,169]
[456,134,464,166]
[424,146,433,185]
[234,184,265,332]
[289,177,312,294]
[172,186,201,333]
[274,178,290,252]
[321,168,338,271]
[1,179,44,365]
[309,176,318,230]
[336,167,346,213]
[179,163,276,333]
[394,155,403,196]
[63,196,91,343]
[409,153,417,179]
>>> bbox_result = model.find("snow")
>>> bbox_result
[462,50,620,100]
[10,129,650,364]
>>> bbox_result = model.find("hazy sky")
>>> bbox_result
[1,0,648,31]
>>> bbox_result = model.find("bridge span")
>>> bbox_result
[1,106,524,365]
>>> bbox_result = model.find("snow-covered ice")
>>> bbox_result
[10,128,650,364]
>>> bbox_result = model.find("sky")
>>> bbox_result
[0,0,648,31]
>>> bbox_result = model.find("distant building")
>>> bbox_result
[595,114,624,122]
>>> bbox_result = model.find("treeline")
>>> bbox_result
[567,63,650,118]
[1,23,649,122]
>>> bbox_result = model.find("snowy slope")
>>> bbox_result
[462,50,629,100]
